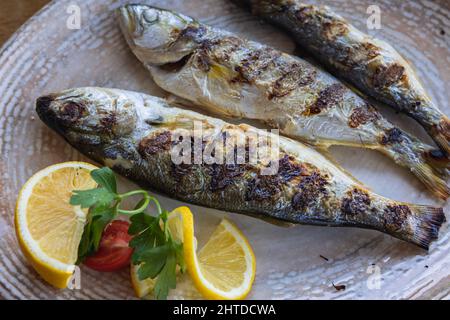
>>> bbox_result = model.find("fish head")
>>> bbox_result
[36,87,137,148]
[117,4,201,65]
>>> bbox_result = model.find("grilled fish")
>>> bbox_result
[237,0,450,154]
[117,4,450,199]
[36,87,445,249]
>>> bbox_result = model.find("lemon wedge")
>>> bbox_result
[131,206,256,300]
[15,162,98,288]
[130,263,156,298]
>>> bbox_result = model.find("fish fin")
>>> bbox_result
[378,130,450,200]
[398,204,446,250]
[411,164,450,200]
[316,146,368,188]
[430,116,450,155]
[165,93,192,107]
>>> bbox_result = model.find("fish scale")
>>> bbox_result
[36,87,445,250]
[237,0,450,157]
[116,4,450,199]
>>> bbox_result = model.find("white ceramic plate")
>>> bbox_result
[0,0,448,299]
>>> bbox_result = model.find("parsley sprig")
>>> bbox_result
[70,167,185,300]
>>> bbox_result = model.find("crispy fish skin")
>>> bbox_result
[117,4,450,199]
[238,0,450,154]
[36,87,445,249]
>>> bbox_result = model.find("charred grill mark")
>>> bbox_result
[169,135,199,183]
[204,131,252,192]
[138,131,172,156]
[246,174,282,201]
[267,62,317,100]
[338,42,380,68]
[99,113,117,132]
[361,42,380,60]
[341,188,371,216]
[193,38,220,72]
[234,48,281,83]
[208,163,249,191]
[348,105,380,128]
[278,154,307,183]
[194,36,242,73]
[60,102,86,123]
[214,36,242,63]
[178,24,207,43]
[380,128,404,145]
[294,5,315,24]
[322,20,349,40]
[384,205,410,231]
[305,83,346,115]
[194,49,211,72]
[373,63,405,88]
[291,171,329,211]
[170,163,194,183]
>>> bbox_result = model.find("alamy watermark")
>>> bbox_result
[366,264,382,290]
[67,266,81,290]
[66,4,81,30]
[169,121,280,175]
[367,5,381,30]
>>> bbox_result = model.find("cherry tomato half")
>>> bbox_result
[84,220,133,272]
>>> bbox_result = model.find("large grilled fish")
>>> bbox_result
[237,0,450,154]
[117,4,450,199]
[36,87,445,249]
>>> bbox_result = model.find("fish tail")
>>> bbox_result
[430,116,450,155]
[381,203,446,250]
[378,128,450,200]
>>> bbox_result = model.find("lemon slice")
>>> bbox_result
[190,218,256,300]
[130,263,156,298]
[131,206,256,300]
[15,162,98,288]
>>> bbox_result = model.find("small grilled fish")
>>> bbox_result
[36,87,445,249]
[237,0,450,154]
[117,4,450,199]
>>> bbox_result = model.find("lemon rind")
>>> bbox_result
[15,162,97,275]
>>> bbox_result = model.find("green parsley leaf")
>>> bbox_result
[91,167,117,193]
[137,245,169,280]
[154,250,177,300]
[70,167,186,300]
[70,187,116,208]
[128,211,156,235]
[77,204,116,263]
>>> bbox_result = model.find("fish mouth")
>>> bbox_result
[36,95,54,114]
[36,93,86,134]
[36,94,65,134]
[117,4,161,36]
[117,6,137,35]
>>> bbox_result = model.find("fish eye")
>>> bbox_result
[142,9,159,25]
[60,101,86,123]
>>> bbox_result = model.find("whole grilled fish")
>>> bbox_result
[237,0,450,154]
[117,4,450,199]
[36,87,445,249]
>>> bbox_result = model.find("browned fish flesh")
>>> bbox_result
[117,4,450,199]
[36,87,446,249]
[237,0,450,154]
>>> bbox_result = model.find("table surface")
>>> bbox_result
[0,0,50,45]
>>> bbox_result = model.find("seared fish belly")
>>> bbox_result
[117,4,450,199]
[238,0,450,154]
[36,87,445,249]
